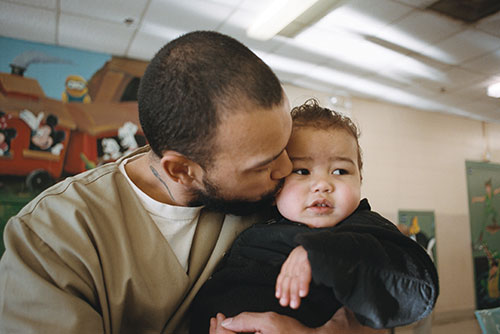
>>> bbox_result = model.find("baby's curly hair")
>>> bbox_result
[290,98,363,175]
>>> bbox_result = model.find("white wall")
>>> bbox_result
[283,83,500,314]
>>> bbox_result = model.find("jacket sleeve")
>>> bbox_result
[0,217,105,333]
[295,211,438,329]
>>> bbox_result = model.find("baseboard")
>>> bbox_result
[432,308,476,325]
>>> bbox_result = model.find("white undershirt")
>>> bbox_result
[118,154,202,272]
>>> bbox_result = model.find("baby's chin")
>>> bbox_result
[293,216,343,228]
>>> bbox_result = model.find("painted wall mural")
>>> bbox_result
[0,37,149,254]
[466,161,500,310]
[398,210,437,266]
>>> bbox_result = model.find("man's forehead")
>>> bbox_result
[212,104,291,164]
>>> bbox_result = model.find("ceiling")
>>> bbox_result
[1,0,499,122]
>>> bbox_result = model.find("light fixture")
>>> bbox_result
[246,0,344,41]
[487,82,500,98]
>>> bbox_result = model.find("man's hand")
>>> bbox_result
[275,245,311,309]
[210,313,237,334]
[221,311,313,334]
[220,307,387,334]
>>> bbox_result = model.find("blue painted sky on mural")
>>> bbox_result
[0,37,111,100]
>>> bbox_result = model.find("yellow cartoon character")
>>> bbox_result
[62,75,91,103]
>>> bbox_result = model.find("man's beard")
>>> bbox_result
[188,177,284,216]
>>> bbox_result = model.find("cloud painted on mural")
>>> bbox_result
[0,37,111,100]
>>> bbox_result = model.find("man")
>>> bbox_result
[0,31,381,333]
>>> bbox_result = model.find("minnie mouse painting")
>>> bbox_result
[0,111,17,157]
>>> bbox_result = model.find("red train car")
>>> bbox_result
[0,61,145,191]
[64,101,144,174]
[0,73,76,190]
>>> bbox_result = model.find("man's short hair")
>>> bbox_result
[291,98,363,175]
[138,30,283,167]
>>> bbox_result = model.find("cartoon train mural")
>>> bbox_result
[0,57,148,191]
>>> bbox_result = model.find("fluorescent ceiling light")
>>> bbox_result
[487,82,500,98]
[247,0,343,40]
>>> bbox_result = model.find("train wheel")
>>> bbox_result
[26,169,54,192]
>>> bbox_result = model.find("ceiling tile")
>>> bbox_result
[6,0,56,9]
[293,26,412,79]
[429,28,500,65]
[361,72,411,90]
[433,91,477,109]
[405,52,453,71]
[452,76,500,100]
[316,0,414,35]
[239,0,271,12]
[58,13,135,55]
[143,0,234,33]
[0,2,56,44]
[255,51,319,79]
[273,43,332,66]
[414,66,486,94]
[477,11,500,38]
[461,48,500,76]
[126,30,174,61]
[207,0,243,6]
[393,0,436,9]
[60,0,147,25]
[461,100,500,121]
[442,67,487,91]
[376,10,464,61]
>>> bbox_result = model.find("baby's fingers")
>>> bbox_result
[289,276,301,309]
[278,274,292,307]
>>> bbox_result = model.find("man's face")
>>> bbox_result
[276,126,362,227]
[189,99,293,215]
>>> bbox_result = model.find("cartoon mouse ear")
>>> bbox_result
[52,130,66,144]
[6,128,17,139]
[0,110,5,117]
[46,114,59,127]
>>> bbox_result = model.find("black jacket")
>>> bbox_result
[190,199,439,333]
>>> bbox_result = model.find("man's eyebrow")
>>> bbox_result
[249,148,286,169]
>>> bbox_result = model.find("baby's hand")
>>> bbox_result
[209,313,237,334]
[275,245,311,309]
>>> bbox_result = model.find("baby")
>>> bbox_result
[190,99,438,333]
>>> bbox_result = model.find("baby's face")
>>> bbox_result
[276,126,361,228]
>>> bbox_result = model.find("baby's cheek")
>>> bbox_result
[341,187,361,211]
[276,191,298,221]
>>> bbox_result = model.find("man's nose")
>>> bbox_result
[270,150,292,180]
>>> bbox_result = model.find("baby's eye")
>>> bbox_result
[293,168,309,175]
[333,169,348,175]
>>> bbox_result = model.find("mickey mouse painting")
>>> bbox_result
[19,109,65,155]
[0,111,17,157]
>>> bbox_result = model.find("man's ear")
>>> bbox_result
[160,151,202,185]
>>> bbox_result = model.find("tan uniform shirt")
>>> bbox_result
[0,150,257,333]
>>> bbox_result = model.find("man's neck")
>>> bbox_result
[125,153,189,206]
